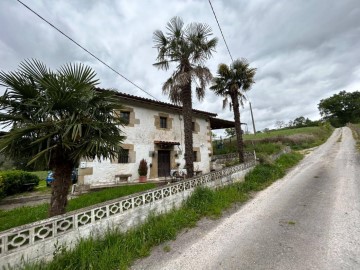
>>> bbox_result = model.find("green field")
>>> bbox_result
[243,126,326,140]
[213,126,333,156]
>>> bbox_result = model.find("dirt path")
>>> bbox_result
[132,127,360,270]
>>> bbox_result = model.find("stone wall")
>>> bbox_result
[0,161,256,269]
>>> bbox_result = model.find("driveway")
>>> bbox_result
[132,127,360,270]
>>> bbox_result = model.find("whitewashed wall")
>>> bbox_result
[82,104,212,186]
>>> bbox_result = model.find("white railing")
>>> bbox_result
[0,160,256,257]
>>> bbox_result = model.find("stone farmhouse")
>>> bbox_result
[78,90,234,186]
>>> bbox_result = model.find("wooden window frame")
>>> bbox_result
[118,149,129,163]
[160,117,167,129]
[120,111,130,125]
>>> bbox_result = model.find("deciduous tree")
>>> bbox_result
[318,90,360,127]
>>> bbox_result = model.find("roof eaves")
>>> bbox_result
[96,88,217,117]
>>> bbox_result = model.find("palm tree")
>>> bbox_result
[210,59,256,163]
[0,59,125,216]
[153,17,218,178]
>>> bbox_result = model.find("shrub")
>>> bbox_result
[0,170,40,199]
[138,159,148,176]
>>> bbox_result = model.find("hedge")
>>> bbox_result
[0,170,40,199]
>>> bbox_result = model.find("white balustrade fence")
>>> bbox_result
[0,160,256,268]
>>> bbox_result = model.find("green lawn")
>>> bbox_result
[30,171,48,180]
[27,171,49,192]
[0,183,156,232]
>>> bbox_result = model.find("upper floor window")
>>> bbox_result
[193,151,198,162]
[160,117,167,129]
[118,149,129,163]
[192,121,195,132]
[120,111,130,125]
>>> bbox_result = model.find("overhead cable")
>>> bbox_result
[17,0,159,101]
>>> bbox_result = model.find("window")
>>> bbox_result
[192,121,195,132]
[120,111,130,125]
[160,117,167,128]
[193,151,197,162]
[118,149,129,163]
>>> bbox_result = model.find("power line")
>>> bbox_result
[208,0,256,134]
[208,0,233,63]
[16,0,159,101]
[208,0,250,103]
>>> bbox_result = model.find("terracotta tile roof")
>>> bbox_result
[96,88,217,117]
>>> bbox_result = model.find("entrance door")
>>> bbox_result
[158,150,170,177]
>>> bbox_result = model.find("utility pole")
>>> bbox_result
[249,101,256,134]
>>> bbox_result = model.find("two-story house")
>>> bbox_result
[78,90,235,186]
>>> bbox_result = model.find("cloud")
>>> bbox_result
[1,0,359,135]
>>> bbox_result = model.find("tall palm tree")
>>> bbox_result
[153,17,218,178]
[210,58,256,163]
[0,59,125,216]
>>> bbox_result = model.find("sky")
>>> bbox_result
[1,0,360,136]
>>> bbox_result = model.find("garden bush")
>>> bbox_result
[0,170,40,199]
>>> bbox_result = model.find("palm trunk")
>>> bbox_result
[231,94,245,163]
[182,81,194,178]
[49,153,74,217]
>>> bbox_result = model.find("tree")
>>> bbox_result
[293,116,306,127]
[225,128,236,138]
[287,120,294,128]
[263,128,270,133]
[0,60,125,216]
[210,59,256,163]
[318,90,360,127]
[275,120,285,129]
[153,17,218,177]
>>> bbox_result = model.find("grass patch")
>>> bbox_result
[163,245,171,253]
[288,221,296,225]
[0,183,156,232]
[243,126,327,140]
[348,123,360,151]
[22,152,303,270]
[34,180,49,193]
[337,134,342,142]
[66,184,156,212]
[214,126,333,156]
[30,171,48,181]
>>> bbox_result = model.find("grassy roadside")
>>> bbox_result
[348,123,360,151]
[0,183,156,232]
[22,152,303,270]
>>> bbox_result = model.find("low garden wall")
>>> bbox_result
[0,160,256,269]
[212,151,255,163]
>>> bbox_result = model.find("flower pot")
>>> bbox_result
[139,176,147,183]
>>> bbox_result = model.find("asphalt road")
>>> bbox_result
[132,127,360,270]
